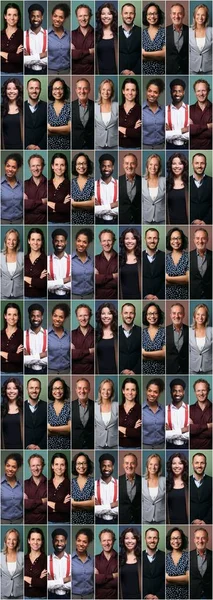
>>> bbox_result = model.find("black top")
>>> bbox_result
[120,562,140,599]
[96,337,117,374]
[2,113,22,149]
[97,37,117,74]
[167,188,188,224]
[2,412,22,449]
[120,262,141,299]
[168,487,188,524]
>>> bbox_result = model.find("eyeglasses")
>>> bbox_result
[147,11,158,16]
[76,462,87,466]
[76,162,87,167]
[170,537,182,541]
[53,87,64,91]
[147,312,158,316]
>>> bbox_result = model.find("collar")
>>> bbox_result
[52,551,69,559]
[72,251,91,260]
[101,249,117,259]
[27,99,40,107]
[122,323,134,332]
[171,401,187,409]
[193,173,206,182]
[72,551,91,560]
[28,326,45,334]
[173,24,183,32]
[196,550,207,557]
[125,175,136,182]
[52,252,68,259]
[77,24,93,34]
[145,249,158,256]
[48,27,67,35]
[78,99,88,107]
[99,476,116,484]
[122,23,135,31]
[101,548,117,559]
[29,26,45,34]
[100,176,116,184]
[173,324,183,332]
[196,249,207,257]
[193,473,206,482]
[27,398,40,406]
[1,475,20,485]
[170,101,187,109]
[143,101,161,110]
[143,401,161,410]
[78,399,88,406]
[48,326,67,334]
[125,474,136,482]
[30,474,47,484]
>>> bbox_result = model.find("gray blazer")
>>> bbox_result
[189,326,213,373]
[142,177,166,224]
[189,27,213,73]
[95,102,118,149]
[0,252,24,298]
[0,551,24,598]
[95,401,118,448]
[142,476,166,523]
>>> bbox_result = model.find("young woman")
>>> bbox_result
[189,3,213,74]
[1,2,23,74]
[166,527,189,599]
[48,303,70,374]
[142,77,165,149]
[48,153,71,223]
[142,2,165,74]
[119,228,141,299]
[72,228,94,299]
[0,303,23,374]
[142,453,166,523]
[119,527,141,599]
[71,153,95,225]
[166,453,188,524]
[96,2,118,74]
[24,228,47,298]
[71,452,94,524]
[166,153,188,224]
[48,377,71,449]
[0,528,24,599]
[1,376,23,449]
[166,228,189,300]
[1,153,23,223]
[1,77,23,149]
[48,3,70,74]
[119,78,141,149]
[1,453,23,524]
[142,303,165,374]
[95,378,118,449]
[0,228,23,299]
[72,528,94,599]
[96,302,118,374]
[48,78,71,149]
[24,528,47,599]
[142,378,165,449]
[48,453,70,524]
[119,377,141,449]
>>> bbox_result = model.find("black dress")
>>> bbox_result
[120,562,141,599]
[2,113,22,149]
[167,188,188,224]
[96,37,117,74]
[2,412,22,448]
[120,263,141,299]
[167,487,188,524]
[96,337,117,374]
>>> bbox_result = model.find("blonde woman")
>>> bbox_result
[189,303,213,373]
[95,78,118,148]
[189,4,213,73]
[142,154,166,223]
[0,229,23,298]
[95,378,118,448]
[142,453,166,523]
[0,528,24,599]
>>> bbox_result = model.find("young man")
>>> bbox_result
[24,3,47,74]
[95,229,118,299]
[48,528,71,599]
[166,378,189,449]
[143,528,165,599]
[24,377,47,449]
[190,453,212,524]
[24,78,47,149]
[119,3,141,74]
[119,303,141,374]
[95,529,118,599]
[142,228,165,299]
[95,454,118,524]
[166,78,189,149]
[190,153,212,224]
[95,154,118,224]
[24,303,47,375]
[48,228,71,299]
[24,453,47,523]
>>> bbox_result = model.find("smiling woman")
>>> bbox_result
[24,228,47,298]
[24,527,47,599]
[1,2,23,74]
[0,302,23,373]
[48,78,71,149]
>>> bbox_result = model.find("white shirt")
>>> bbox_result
[24,327,47,370]
[196,37,205,50]
[48,253,71,295]
[48,552,71,594]
[166,103,189,144]
[7,261,16,275]
[24,28,47,69]
[166,402,189,445]
[95,477,118,519]
[7,561,16,575]
[95,178,118,219]
[149,187,158,200]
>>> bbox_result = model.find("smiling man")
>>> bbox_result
[24,3,47,74]
[166,78,189,149]
[143,528,165,600]
[190,79,212,149]
[71,4,94,74]
[24,153,47,224]
[166,302,189,374]
[119,303,141,374]
[24,78,47,149]
[95,453,118,524]
[95,529,118,599]
[72,378,94,449]
[24,303,47,375]
[95,229,118,299]
[71,304,94,373]
[119,153,141,224]
[24,377,47,449]
[166,3,189,74]
[166,378,189,449]
[119,452,141,524]
[48,528,71,599]
[95,154,118,224]
[119,3,141,74]
[72,78,94,149]
[190,378,212,449]
[190,153,212,224]
[190,528,212,599]
[190,228,212,299]
[48,228,71,299]
[190,453,212,524]
[24,453,47,523]
[143,228,165,299]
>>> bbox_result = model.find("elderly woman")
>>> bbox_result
[189,3,213,74]
[95,378,118,448]
[142,453,166,523]
[189,303,213,374]
[166,527,189,599]
[71,452,94,524]
[142,153,166,223]
[0,228,23,298]
[95,78,118,148]
[142,302,165,374]
[0,528,24,599]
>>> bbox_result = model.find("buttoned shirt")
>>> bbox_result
[146,550,157,563]
[122,24,135,38]
[173,325,184,351]
[95,178,118,219]
[193,174,206,188]
[145,249,158,263]
[197,551,207,576]
[72,26,94,75]
[166,103,189,144]
[173,25,184,51]
[72,552,94,595]
[48,328,70,370]
[24,327,47,370]
[193,474,206,489]
[27,398,40,413]
[48,253,71,295]
[1,176,23,221]
[71,325,94,374]
[27,99,40,113]
[142,401,165,445]
[78,400,89,427]
[142,102,165,145]
[24,28,47,69]
[126,475,136,501]
[48,552,71,594]
[196,250,207,277]
[72,252,94,296]
[24,474,47,524]
[166,402,189,445]
[1,476,23,520]
[122,325,134,339]
[78,100,89,127]
[126,176,136,202]
[95,477,118,519]
[48,28,70,71]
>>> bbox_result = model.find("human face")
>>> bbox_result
[100,82,113,101]
[53,535,67,554]
[76,534,89,554]
[52,9,65,28]
[76,234,89,254]
[145,530,159,552]
[121,305,135,327]
[52,309,65,328]
[29,10,43,29]
[194,382,209,403]
[194,82,209,103]
[28,532,43,552]
[123,454,137,477]
[146,384,160,403]
[170,4,184,27]
[5,459,18,478]
[171,85,185,105]
[124,231,137,252]
[170,530,183,550]
[6,81,19,102]
[124,531,137,551]
[6,381,19,402]
[5,159,18,179]
[76,307,91,328]
[76,6,91,28]
[195,7,208,27]
[52,457,66,477]
[171,157,184,177]
[146,305,159,326]
[123,382,137,402]
[100,232,114,253]
[147,457,160,476]
[28,232,42,252]
[192,155,206,177]
[193,230,208,253]
[6,231,18,251]
[100,531,114,553]
[192,455,206,477]
[29,310,43,329]
[29,457,43,478]
[6,531,18,551]
[100,306,113,326]
[146,84,160,104]
[52,158,66,177]
[53,235,67,254]
[123,155,137,178]
[194,529,208,553]
[171,385,185,404]
[75,379,90,402]
[4,307,19,327]
[145,230,159,252]
[171,456,184,476]
[100,459,114,479]
[122,5,135,27]
[52,380,64,402]
[170,304,184,327]
[75,80,90,103]
[194,306,207,327]
[75,454,88,476]
[100,381,113,401]
[146,4,159,25]
[147,157,160,177]
[29,157,43,178]
[122,83,137,103]
[101,7,113,26]
[27,80,41,102]
[27,380,41,402]
[100,160,114,180]
[75,155,88,176]
[4,7,19,27]
[169,230,183,251]
[52,80,64,101]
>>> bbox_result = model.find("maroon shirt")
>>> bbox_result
[48,477,70,523]
[72,26,94,74]
[24,552,47,598]
[1,327,23,373]
[95,549,118,599]
[119,403,141,448]
[119,103,141,148]
[95,251,118,299]
[24,475,47,524]
[24,175,47,224]
[1,28,23,73]
[190,100,212,149]
[72,324,94,374]
[24,252,47,298]
[190,400,212,449]
[48,179,71,223]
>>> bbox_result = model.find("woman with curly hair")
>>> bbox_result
[1,376,23,449]
[166,228,189,300]
[166,527,189,599]
[48,78,71,149]
[71,153,94,225]
[142,78,165,149]
[71,452,94,524]
[166,153,188,224]
[119,78,141,149]
[142,2,165,75]
[119,527,141,599]
[95,378,118,448]
[96,302,118,374]
[48,377,71,449]
[142,302,165,374]
[119,377,141,449]
[72,228,94,299]
[1,453,23,524]
[1,77,23,149]
[119,227,141,299]
[189,303,213,374]
[24,228,47,298]
[166,452,188,524]
[96,2,118,74]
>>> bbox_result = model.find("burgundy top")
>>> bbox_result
[24,252,47,298]
[24,552,47,598]
[48,179,70,223]
[72,26,94,74]
[72,324,94,374]
[95,549,118,599]
[24,175,47,224]
[190,400,212,449]
[119,403,141,448]
[1,327,23,373]
[119,104,141,148]
[1,28,23,73]
[48,477,70,523]
[190,100,212,149]
[95,251,118,299]
[24,475,47,524]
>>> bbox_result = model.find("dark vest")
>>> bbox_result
[119,25,141,74]
[119,174,141,224]
[24,400,47,448]
[166,24,189,74]
[166,324,189,374]
[143,250,165,299]
[119,474,141,524]
[72,99,94,150]
[143,550,165,599]
[72,398,94,449]
[190,249,212,299]
[190,175,212,224]
[190,474,212,524]
[190,549,212,599]
[119,325,141,374]
[24,101,47,149]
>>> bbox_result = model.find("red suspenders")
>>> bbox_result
[49,554,71,579]
[167,104,189,129]
[25,29,47,54]
[49,255,71,280]
[96,180,118,205]
[96,479,118,504]
[167,404,188,429]
[25,329,47,354]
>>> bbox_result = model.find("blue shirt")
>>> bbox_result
[48,28,70,71]
[48,327,70,370]
[72,552,94,595]
[1,177,23,220]
[142,401,165,445]
[1,476,23,520]
[72,252,94,296]
[142,102,165,146]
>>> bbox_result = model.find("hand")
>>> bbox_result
[121,369,135,375]
[118,426,126,436]
[0,51,8,60]
[27,444,40,449]
[207,422,212,429]
[181,126,189,133]
[48,201,56,211]
[63,576,71,583]
[42,497,47,504]
[40,569,47,579]
[181,426,189,433]
[134,419,142,429]
[118,126,127,136]
[207,122,212,129]
[89,347,94,354]
[16,44,23,54]
[71,343,75,350]
[24,49,30,55]
[71,43,76,49]
[40,269,47,279]
[165,423,170,430]
[166,574,170,583]
[24,193,28,200]
[89,47,95,54]
[113,572,118,579]
[64,494,71,503]
[24,276,32,285]
[42,197,47,204]
[166,123,171,130]
[64,194,71,204]
[24,576,32,585]
[95,268,99,275]
[189,418,194,425]
[95,497,101,505]
[112,272,118,279]
[189,118,194,124]
[48,501,56,510]
[0,351,8,360]
[24,493,28,500]
[40,50,47,58]
[16,344,24,354]
[134,119,142,129]
[47,124,52,132]
[95,568,99,575]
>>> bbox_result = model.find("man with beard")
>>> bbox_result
[166,303,189,374]
[95,229,118,299]
[166,79,189,149]
[190,453,212,525]
[24,303,47,375]
[166,378,189,449]
[24,3,47,74]
[190,378,212,450]
[190,154,212,225]
[190,79,212,150]
[95,454,118,524]
[119,303,141,374]
[95,154,118,225]
[71,304,94,374]
[72,378,94,449]
[24,78,47,149]
[142,228,165,299]
[119,452,141,524]
[190,228,212,300]
[24,377,47,448]
[24,154,47,224]
[48,228,71,299]
[119,153,141,224]
[72,78,94,149]
[190,528,212,600]
[24,453,47,524]
[119,3,141,74]
[48,528,71,599]
[143,528,165,599]
[71,4,94,75]
[95,529,118,599]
